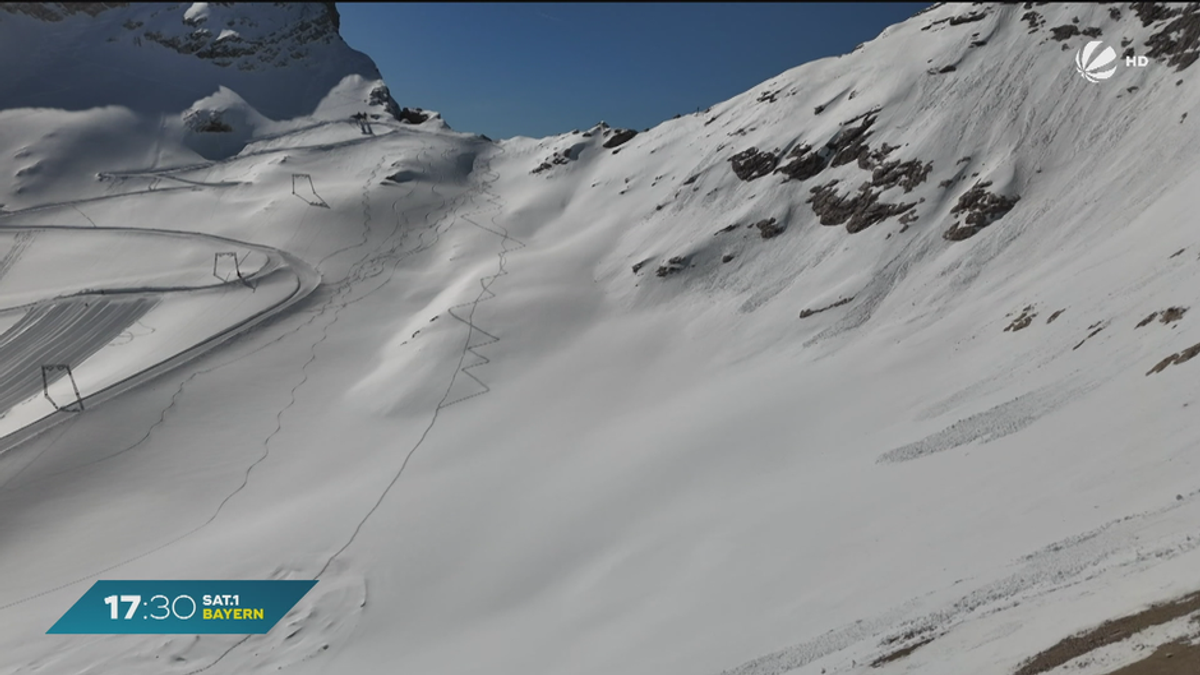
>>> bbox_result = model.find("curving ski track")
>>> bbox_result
[0,224,321,458]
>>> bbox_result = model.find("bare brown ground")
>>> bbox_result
[1013,591,1200,675]
[870,636,935,668]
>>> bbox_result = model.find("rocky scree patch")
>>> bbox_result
[184,109,233,132]
[943,180,1020,241]
[799,295,855,319]
[1005,305,1037,332]
[1137,306,1188,327]
[532,143,585,175]
[808,181,917,234]
[1139,3,1200,71]
[656,256,689,278]
[603,128,638,150]
[752,217,785,239]
[729,147,780,181]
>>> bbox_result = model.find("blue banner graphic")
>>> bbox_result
[47,580,317,634]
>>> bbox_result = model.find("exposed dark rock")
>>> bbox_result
[531,144,584,175]
[1137,311,1160,328]
[729,147,779,181]
[363,85,402,120]
[775,144,826,182]
[757,89,782,103]
[1147,340,1200,375]
[943,180,1020,240]
[655,256,688,278]
[1142,4,1200,71]
[1050,24,1080,41]
[1005,306,1037,332]
[682,174,700,185]
[397,107,429,124]
[828,113,879,168]
[1161,306,1189,324]
[799,295,854,318]
[133,3,343,68]
[1082,26,1102,38]
[1022,10,1045,32]
[0,2,127,21]
[1110,6,1122,20]
[948,11,987,26]
[722,254,735,263]
[863,143,900,169]
[871,637,936,668]
[1047,309,1066,324]
[1131,2,1179,27]
[632,259,651,274]
[754,217,785,239]
[603,129,638,149]
[1073,322,1107,350]
[814,104,826,115]
[715,223,739,235]
[871,158,934,192]
[184,109,233,132]
[808,180,916,234]
[922,17,951,31]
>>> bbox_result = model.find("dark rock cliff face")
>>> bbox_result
[133,3,346,71]
[0,3,129,21]
[321,2,340,32]
[0,2,404,120]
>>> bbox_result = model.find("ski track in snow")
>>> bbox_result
[0,138,473,675]
[9,3,1200,675]
[184,136,523,672]
[0,144,464,495]
[0,297,158,414]
[0,147,429,615]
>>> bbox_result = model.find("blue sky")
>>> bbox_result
[338,3,931,140]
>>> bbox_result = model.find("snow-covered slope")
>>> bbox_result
[3,2,1200,675]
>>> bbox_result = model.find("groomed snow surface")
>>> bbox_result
[2,2,1200,675]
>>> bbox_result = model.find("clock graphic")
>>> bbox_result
[47,580,315,635]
